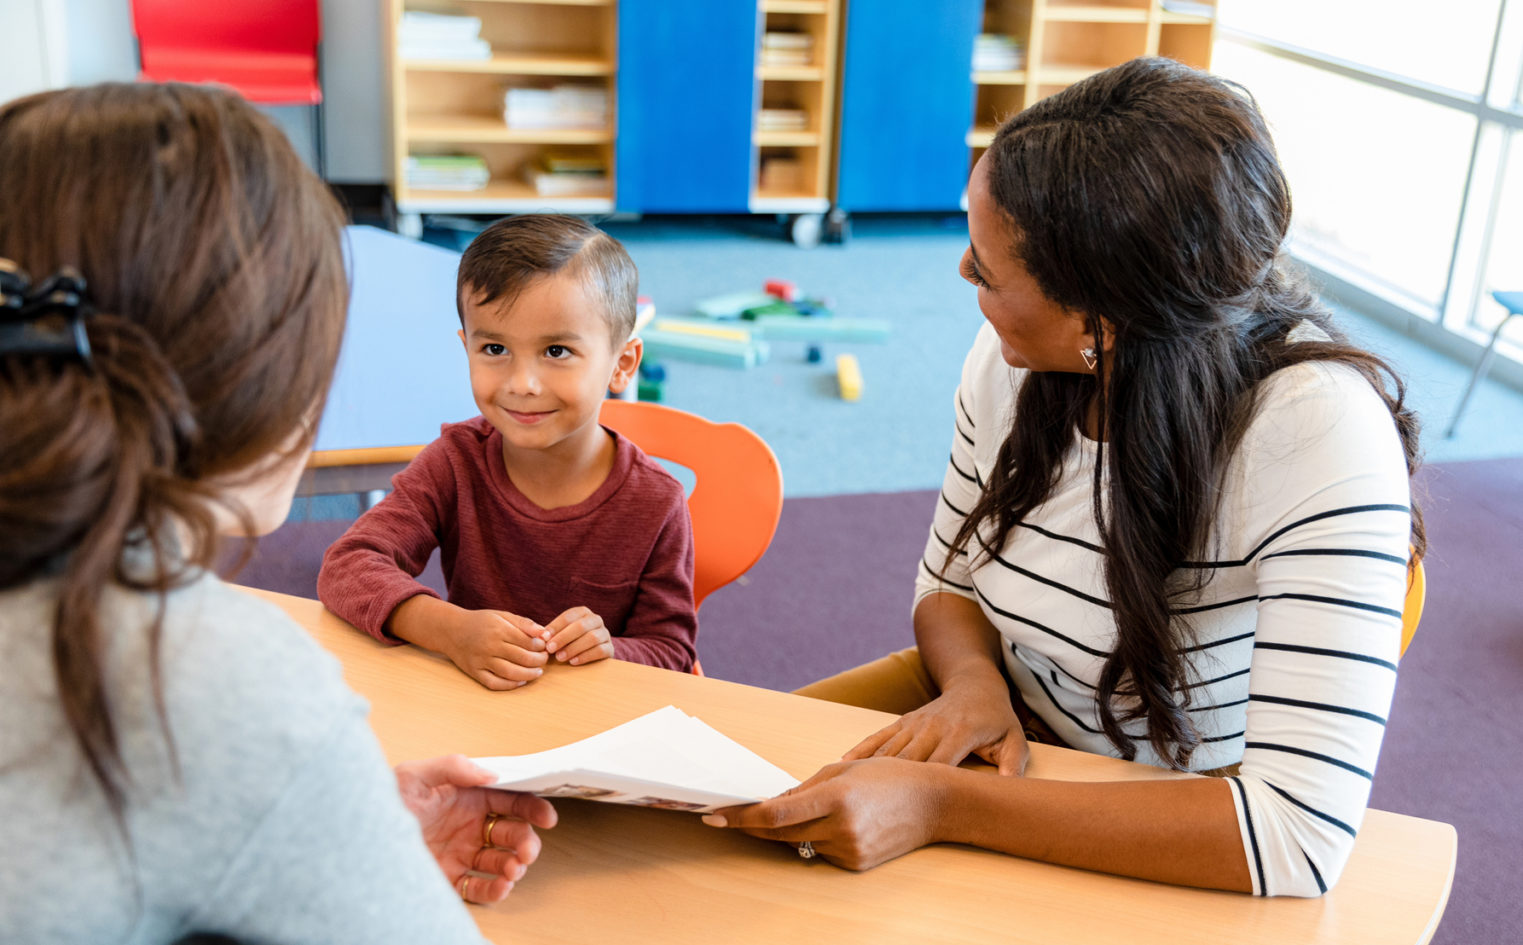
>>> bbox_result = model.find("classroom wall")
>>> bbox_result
[53,0,389,183]
[0,0,68,103]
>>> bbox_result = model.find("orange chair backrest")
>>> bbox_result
[1400,557,1425,660]
[599,399,784,608]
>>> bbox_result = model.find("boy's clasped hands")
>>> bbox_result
[410,599,616,691]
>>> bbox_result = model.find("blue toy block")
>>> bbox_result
[640,327,770,368]
[751,316,891,343]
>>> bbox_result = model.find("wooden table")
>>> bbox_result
[249,588,1456,945]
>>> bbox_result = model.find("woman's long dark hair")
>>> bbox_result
[0,84,347,816]
[946,58,1425,768]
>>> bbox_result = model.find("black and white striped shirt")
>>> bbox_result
[916,323,1411,897]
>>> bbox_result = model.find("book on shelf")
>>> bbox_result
[1160,0,1215,17]
[523,152,609,197]
[972,33,1024,72]
[758,108,808,132]
[472,706,798,813]
[760,31,814,67]
[503,85,610,131]
[405,153,490,191]
[399,11,491,61]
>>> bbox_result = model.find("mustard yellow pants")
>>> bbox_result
[794,646,1068,747]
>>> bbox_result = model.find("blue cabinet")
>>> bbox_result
[835,0,982,212]
[616,0,758,213]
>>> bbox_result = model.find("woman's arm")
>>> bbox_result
[843,593,1029,774]
[709,756,1251,891]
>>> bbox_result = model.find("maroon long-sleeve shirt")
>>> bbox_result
[317,416,697,671]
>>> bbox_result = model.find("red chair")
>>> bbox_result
[130,0,326,177]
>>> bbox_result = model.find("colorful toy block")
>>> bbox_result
[750,316,891,343]
[640,327,769,368]
[836,353,863,401]
[693,291,776,320]
[764,278,798,301]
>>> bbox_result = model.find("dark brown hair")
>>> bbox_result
[0,83,347,814]
[947,58,1425,768]
[456,213,638,346]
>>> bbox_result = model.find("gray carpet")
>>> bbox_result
[236,455,1521,943]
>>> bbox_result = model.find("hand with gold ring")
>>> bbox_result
[394,755,558,904]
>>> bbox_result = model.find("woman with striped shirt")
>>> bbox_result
[704,57,1422,898]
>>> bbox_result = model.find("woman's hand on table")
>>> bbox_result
[703,757,952,871]
[843,676,1030,776]
[394,754,558,904]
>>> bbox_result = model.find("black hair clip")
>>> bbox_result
[0,258,95,371]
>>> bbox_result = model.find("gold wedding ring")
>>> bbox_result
[482,811,502,847]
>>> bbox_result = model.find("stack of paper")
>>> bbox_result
[405,154,490,191]
[973,34,1024,72]
[504,85,609,130]
[758,108,808,132]
[1161,0,1215,17]
[760,31,814,67]
[400,11,491,61]
[522,152,608,197]
[473,705,799,812]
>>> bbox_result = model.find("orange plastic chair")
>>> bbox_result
[1399,558,1425,660]
[598,398,784,611]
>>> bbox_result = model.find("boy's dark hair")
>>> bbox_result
[456,214,638,347]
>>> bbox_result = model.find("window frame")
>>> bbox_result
[1216,0,1523,384]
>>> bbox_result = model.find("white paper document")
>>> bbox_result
[472,706,800,813]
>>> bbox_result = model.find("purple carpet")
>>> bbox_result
[233,457,1522,942]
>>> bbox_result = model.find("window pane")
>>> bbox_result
[1216,0,1501,96]
[1476,134,1523,347]
[1213,43,1476,308]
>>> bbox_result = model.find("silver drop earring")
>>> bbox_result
[1080,347,1097,371]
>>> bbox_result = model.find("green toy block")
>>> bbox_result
[693,291,776,319]
[637,378,664,402]
[740,300,799,320]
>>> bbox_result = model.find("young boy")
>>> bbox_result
[318,215,696,688]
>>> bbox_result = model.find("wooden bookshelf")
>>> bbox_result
[401,53,614,76]
[385,0,619,232]
[752,0,842,228]
[968,0,1216,171]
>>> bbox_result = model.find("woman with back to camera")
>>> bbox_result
[0,83,553,942]
[707,57,1422,898]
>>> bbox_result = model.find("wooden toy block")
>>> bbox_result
[652,318,755,343]
[640,327,769,368]
[752,316,891,343]
[764,278,798,301]
[693,291,776,319]
[836,353,863,401]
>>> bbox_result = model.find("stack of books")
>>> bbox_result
[1161,0,1215,17]
[972,34,1024,72]
[757,108,808,133]
[398,11,491,61]
[405,154,490,191]
[503,85,609,130]
[760,31,814,67]
[523,152,608,196]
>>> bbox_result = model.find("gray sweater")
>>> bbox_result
[0,570,486,944]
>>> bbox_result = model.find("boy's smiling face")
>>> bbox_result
[459,270,640,462]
